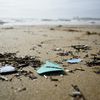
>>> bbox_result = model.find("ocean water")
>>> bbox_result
[0,0,100,25]
[0,18,100,26]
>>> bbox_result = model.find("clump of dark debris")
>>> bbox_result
[50,28,55,30]
[86,56,100,67]
[0,52,42,81]
[86,31,100,36]
[2,27,14,30]
[57,51,69,56]
[67,29,81,32]
[71,45,91,52]
[0,52,42,69]
[70,84,86,100]
[16,70,38,80]
[92,67,100,74]
[86,51,100,67]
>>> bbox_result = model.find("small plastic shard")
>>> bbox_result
[44,75,48,79]
[0,65,16,74]
[66,58,82,64]
[71,91,82,97]
[53,48,62,51]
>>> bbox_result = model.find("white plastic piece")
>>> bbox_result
[0,65,16,73]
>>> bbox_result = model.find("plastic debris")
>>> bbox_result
[72,91,82,97]
[37,61,64,74]
[65,69,70,73]
[0,65,16,74]
[65,69,74,73]
[0,53,42,69]
[53,48,62,51]
[44,75,48,79]
[66,58,82,64]
[70,84,86,100]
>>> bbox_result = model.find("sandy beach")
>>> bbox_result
[0,25,100,100]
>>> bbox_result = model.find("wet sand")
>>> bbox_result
[0,25,100,100]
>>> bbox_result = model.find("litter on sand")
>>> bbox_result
[66,58,82,64]
[57,52,69,56]
[86,56,100,67]
[70,84,86,100]
[65,68,85,73]
[71,45,91,51]
[0,52,42,69]
[37,61,64,74]
[53,48,62,51]
[18,70,37,80]
[0,65,16,74]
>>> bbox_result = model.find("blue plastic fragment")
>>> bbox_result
[66,58,82,64]
[37,61,64,74]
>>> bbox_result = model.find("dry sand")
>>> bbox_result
[0,25,100,100]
